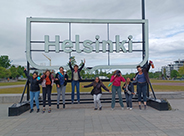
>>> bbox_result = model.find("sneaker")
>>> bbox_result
[57,105,59,109]
[144,105,146,110]
[111,108,114,110]
[48,109,51,113]
[37,109,40,113]
[139,105,142,110]
[63,104,65,109]
[71,101,74,104]
[94,108,98,110]
[99,107,102,110]
[127,107,129,110]
[30,109,33,113]
[130,108,132,110]
[42,109,45,113]
[78,101,80,104]
[122,107,124,110]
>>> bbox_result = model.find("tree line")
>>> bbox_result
[1,55,183,80]
[0,55,25,79]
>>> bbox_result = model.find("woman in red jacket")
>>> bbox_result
[110,70,125,110]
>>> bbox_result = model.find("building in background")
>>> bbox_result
[161,59,184,78]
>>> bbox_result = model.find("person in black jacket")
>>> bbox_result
[24,68,42,113]
[55,66,68,109]
[82,77,111,110]
[122,77,134,110]
[69,58,85,104]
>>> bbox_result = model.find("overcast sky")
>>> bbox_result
[0,0,184,73]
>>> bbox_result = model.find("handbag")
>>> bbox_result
[108,77,117,87]
[108,82,112,87]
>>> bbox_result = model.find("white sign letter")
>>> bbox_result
[83,40,93,53]
[115,35,127,53]
[62,40,73,53]
[44,35,60,53]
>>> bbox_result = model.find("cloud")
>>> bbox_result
[0,0,184,74]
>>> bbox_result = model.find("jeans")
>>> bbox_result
[137,82,147,102]
[93,94,102,108]
[30,91,40,109]
[57,85,66,105]
[71,81,80,102]
[111,85,124,108]
[42,85,52,107]
[125,93,133,108]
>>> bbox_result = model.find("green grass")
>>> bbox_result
[150,79,184,83]
[0,80,26,86]
[0,80,184,94]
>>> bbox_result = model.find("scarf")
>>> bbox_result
[58,72,64,85]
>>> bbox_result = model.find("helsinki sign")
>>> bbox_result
[26,18,149,72]
[45,35,133,53]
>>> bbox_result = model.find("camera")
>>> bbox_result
[115,70,121,77]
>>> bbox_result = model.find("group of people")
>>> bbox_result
[24,59,153,113]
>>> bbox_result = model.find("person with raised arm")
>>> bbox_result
[110,70,126,110]
[82,77,111,110]
[133,60,154,110]
[69,58,85,104]
[24,68,42,113]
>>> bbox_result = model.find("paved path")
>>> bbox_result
[0,85,24,89]
[0,99,184,136]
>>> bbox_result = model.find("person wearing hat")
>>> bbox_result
[24,68,43,113]
[110,70,125,110]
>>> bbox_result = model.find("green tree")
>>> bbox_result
[170,70,179,79]
[17,66,25,77]
[10,65,19,79]
[179,65,184,76]
[0,55,11,68]
[0,67,11,78]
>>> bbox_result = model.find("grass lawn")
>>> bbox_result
[0,80,26,86]
[0,80,184,94]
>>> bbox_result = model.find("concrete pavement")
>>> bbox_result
[0,99,184,136]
